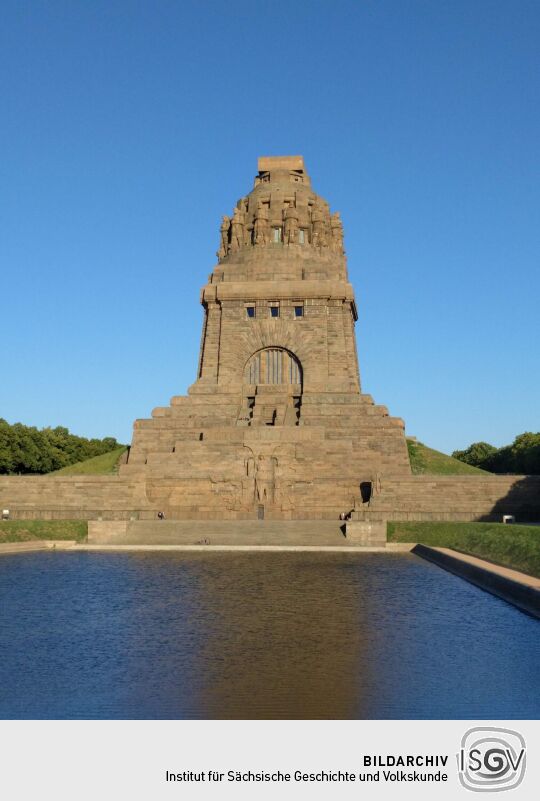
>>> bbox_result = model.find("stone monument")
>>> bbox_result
[120,156,411,519]
[1,156,539,526]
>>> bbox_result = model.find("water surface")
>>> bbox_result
[0,551,538,718]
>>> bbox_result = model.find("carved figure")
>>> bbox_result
[330,212,344,253]
[253,202,269,246]
[277,480,295,511]
[283,204,299,245]
[218,215,230,259]
[311,203,327,247]
[239,198,250,244]
[211,479,242,511]
[230,206,245,251]
[255,455,277,504]
[372,471,382,496]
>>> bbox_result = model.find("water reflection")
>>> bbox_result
[0,552,538,719]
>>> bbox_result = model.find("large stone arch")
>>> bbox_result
[244,347,302,386]
[224,319,316,385]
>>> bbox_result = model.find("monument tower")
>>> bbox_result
[121,156,411,518]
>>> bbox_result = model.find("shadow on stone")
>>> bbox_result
[482,475,540,523]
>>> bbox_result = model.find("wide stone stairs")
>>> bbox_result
[90,519,348,546]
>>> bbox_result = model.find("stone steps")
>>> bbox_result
[89,519,348,545]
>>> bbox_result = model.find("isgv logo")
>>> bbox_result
[457,727,526,792]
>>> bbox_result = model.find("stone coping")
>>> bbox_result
[70,543,413,553]
[0,542,413,555]
[413,544,540,619]
[0,541,77,555]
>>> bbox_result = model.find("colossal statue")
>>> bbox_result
[253,201,269,246]
[283,204,299,245]
[330,212,344,253]
[218,215,230,259]
[230,206,245,251]
[311,203,327,247]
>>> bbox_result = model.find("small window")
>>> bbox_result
[298,229,305,244]
[270,305,279,318]
[294,305,304,318]
[246,306,256,319]
[273,227,282,242]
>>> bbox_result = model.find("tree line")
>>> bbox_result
[0,418,123,474]
[452,432,540,475]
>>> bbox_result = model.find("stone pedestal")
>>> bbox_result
[345,520,387,547]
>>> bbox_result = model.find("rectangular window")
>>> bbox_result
[298,229,305,244]
[246,306,256,319]
[294,305,304,318]
[270,305,279,318]
[273,227,282,242]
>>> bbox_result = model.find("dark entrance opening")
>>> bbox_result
[360,481,373,504]
[257,504,265,520]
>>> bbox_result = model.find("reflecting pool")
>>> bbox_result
[0,551,538,719]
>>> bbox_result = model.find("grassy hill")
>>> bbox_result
[51,446,127,475]
[407,439,488,475]
[0,519,87,543]
[388,520,540,577]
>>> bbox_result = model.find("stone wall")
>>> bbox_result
[352,474,540,523]
[0,475,149,520]
[1,472,538,523]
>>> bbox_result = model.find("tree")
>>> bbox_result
[0,419,123,475]
[452,442,497,468]
[453,433,540,475]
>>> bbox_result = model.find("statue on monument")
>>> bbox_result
[230,206,245,251]
[253,201,269,246]
[311,203,327,247]
[254,455,276,504]
[330,212,344,253]
[218,215,230,259]
[283,204,299,245]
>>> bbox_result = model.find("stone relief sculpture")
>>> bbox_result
[311,203,327,247]
[218,215,230,259]
[283,204,299,244]
[210,479,242,510]
[330,212,344,253]
[255,455,277,503]
[245,454,256,477]
[253,201,269,246]
[372,471,383,496]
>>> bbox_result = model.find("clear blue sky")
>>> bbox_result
[1,0,539,454]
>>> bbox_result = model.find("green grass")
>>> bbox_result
[388,520,540,577]
[0,519,88,543]
[407,439,488,475]
[51,446,127,475]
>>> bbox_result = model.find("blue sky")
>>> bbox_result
[1,0,539,454]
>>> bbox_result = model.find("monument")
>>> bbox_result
[120,156,411,520]
[1,156,538,527]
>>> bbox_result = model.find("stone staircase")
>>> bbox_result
[88,519,348,546]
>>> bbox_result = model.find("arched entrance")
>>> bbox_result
[244,348,302,386]
[239,348,302,427]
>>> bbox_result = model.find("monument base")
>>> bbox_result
[345,520,387,547]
